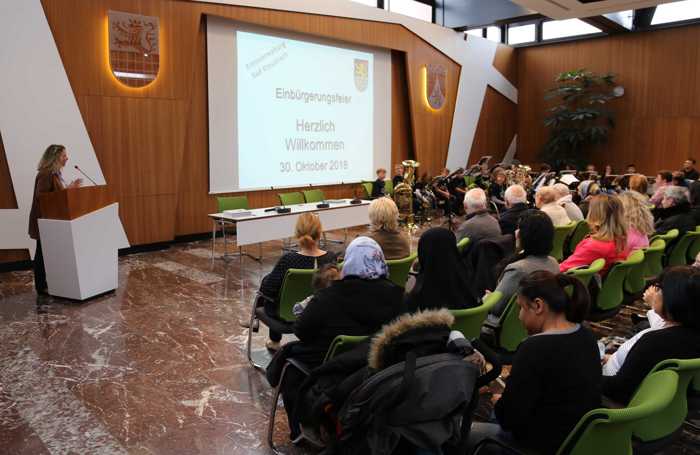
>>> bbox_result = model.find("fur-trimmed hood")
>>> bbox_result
[368,309,454,370]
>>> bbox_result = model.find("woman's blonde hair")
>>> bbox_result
[628,174,648,195]
[619,191,654,236]
[368,197,400,232]
[536,186,557,205]
[586,194,628,252]
[295,212,322,250]
[37,144,66,173]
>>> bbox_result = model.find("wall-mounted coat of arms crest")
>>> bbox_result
[108,11,159,88]
[426,64,447,110]
[354,59,369,92]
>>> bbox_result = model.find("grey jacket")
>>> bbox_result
[491,255,560,315]
[455,211,501,245]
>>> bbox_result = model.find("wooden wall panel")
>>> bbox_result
[470,86,517,164]
[516,24,700,174]
[0,132,30,263]
[0,0,516,264]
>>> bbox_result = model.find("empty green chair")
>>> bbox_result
[450,291,502,340]
[551,221,577,261]
[566,220,590,257]
[303,189,326,204]
[641,238,666,280]
[566,258,605,289]
[633,358,700,443]
[668,229,700,266]
[624,249,648,295]
[246,268,317,370]
[456,237,470,254]
[386,252,417,288]
[216,195,249,212]
[278,192,305,206]
[589,250,644,320]
[472,370,679,455]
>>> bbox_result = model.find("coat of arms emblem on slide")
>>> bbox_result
[354,59,369,92]
[426,64,447,110]
[108,10,160,88]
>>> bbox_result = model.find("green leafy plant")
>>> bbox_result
[541,69,622,168]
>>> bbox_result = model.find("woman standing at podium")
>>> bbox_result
[28,144,82,294]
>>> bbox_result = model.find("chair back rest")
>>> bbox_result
[303,189,326,203]
[450,291,502,339]
[384,179,394,196]
[633,357,700,441]
[216,195,249,212]
[650,228,680,244]
[642,238,666,279]
[688,225,700,262]
[625,248,648,295]
[498,293,528,352]
[278,268,317,322]
[386,252,417,288]
[456,237,470,254]
[668,229,700,266]
[323,335,369,363]
[278,192,305,206]
[551,221,578,261]
[567,220,591,257]
[596,250,643,312]
[566,258,605,288]
[557,370,679,455]
[361,182,373,199]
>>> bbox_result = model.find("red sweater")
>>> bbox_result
[560,237,629,275]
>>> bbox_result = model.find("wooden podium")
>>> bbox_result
[38,185,129,300]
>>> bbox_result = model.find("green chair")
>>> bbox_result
[361,182,373,199]
[384,179,394,196]
[551,221,577,261]
[496,293,528,355]
[641,238,666,280]
[278,192,305,206]
[246,268,317,370]
[633,358,700,443]
[450,291,502,340]
[302,189,326,204]
[566,220,590,257]
[650,228,679,246]
[668,229,700,266]
[473,370,679,455]
[688,226,700,262]
[456,237,470,254]
[386,252,417,288]
[566,258,606,289]
[216,195,249,212]
[269,334,367,452]
[589,250,644,321]
[624,249,648,295]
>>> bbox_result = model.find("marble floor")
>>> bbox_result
[0,225,698,454]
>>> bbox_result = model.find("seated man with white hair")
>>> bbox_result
[553,183,584,222]
[536,186,571,226]
[498,184,531,236]
[456,188,501,244]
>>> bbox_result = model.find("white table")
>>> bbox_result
[208,199,371,260]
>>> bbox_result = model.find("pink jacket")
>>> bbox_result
[626,228,650,253]
[560,237,629,275]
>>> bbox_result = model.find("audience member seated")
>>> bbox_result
[654,185,696,236]
[682,157,700,181]
[672,170,688,187]
[272,236,405,440]
[535,186,571,226]
[498,185,531,236]
[577,180,601,218]
[371,168,387,198]
[365,197,410,260]
[628,174,649,198]
[490,210,559,316]
[602,285,669,376]
[405,227,472,311]
[258,213,336,351]
[456,188,501,244]
[469,271,601,455]
[560,194,629,275]
[602,266,700,403]
[292,264,340,317]
[650,170,673,208]
[553,182,584,222]
[619,191,654,252]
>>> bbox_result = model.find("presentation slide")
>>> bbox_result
[206,17,392,194]
[237,31,374,190]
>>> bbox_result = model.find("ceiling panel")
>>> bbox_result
[510,0,679,19]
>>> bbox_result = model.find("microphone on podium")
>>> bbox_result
[74,165,98,186]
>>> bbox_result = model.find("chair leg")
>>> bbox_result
[267,363,290,455]
[246,298,265,371]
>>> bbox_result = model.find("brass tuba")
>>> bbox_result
[393,160,420,227]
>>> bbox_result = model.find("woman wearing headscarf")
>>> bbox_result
[405,227,473,311]
[294,236,406,358]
